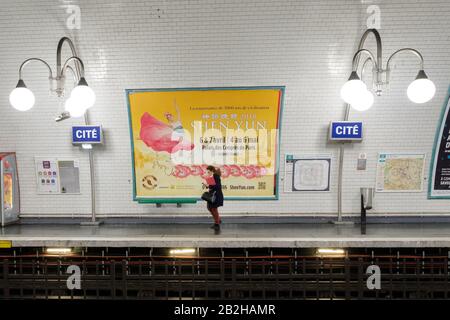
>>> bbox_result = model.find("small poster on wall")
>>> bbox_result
[375,153,426,192]
[429,87,450,198]
[35,158,60,194]
[284,154,331,192]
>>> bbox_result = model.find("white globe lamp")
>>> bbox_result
[350,89,374,111]
[9,80,35,111]
[407,70,436,104]
[64,97,87,118]
[340,71,367,104]
[70,77,96,109]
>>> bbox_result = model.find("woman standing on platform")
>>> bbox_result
[202,165,224,231]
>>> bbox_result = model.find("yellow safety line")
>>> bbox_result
[0,240,12,248]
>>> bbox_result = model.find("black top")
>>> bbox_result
[208,174,224,208]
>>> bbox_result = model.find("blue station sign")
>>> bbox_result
[72,126,103,144]
[329,121,363,141]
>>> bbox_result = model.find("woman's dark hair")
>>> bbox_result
[206,165,221,177]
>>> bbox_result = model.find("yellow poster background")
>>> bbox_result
[127,87,283,202]
[3,173,13,209]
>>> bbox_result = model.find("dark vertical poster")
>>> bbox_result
[429,88,450,198]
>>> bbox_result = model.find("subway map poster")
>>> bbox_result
[375,153,426,192]
[126,87,284,203]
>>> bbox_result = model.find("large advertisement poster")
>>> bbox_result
[429,88,450,198]
[126,87,284,203]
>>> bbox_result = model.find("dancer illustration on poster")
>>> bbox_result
[139,99,194,154]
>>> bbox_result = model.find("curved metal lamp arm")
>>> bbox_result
[18,58,53,80]
[351,49,378,73]
[64,65,78,85]
[360,57,374,84]
[386,48,425,75]
[353,28,382,70]
[57,37,82,81]
[62,56,85,79]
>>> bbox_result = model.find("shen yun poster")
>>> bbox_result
[126,87,284,203]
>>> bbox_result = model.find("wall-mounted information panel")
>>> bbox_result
[34,157,80,195]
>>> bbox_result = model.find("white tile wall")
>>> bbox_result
[0,0,450,217]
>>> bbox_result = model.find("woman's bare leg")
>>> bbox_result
[207,207,215,222]
[211,208,221,224]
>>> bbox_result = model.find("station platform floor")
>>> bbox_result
[1,222,450,248]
